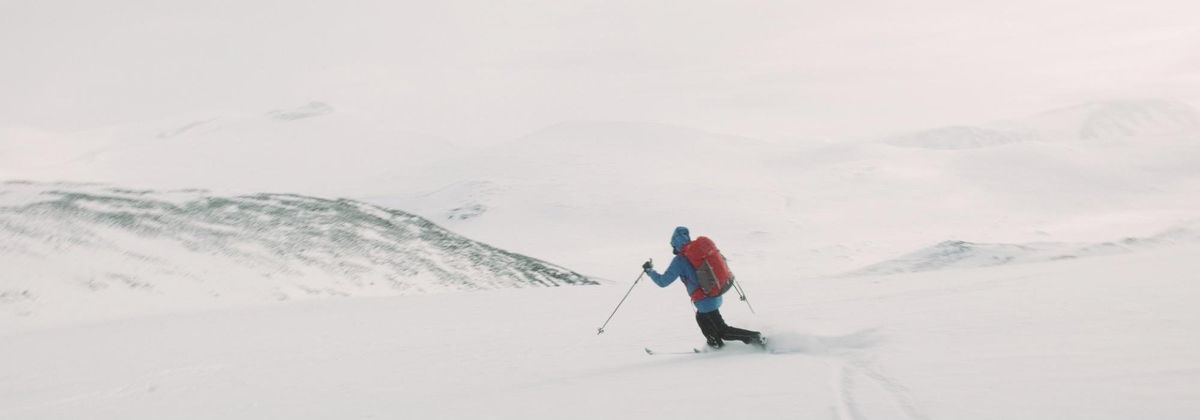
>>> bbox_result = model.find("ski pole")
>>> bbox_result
[733,280,756,314]
[597,267,647,335]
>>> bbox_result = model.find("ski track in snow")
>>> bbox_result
[839,358,928,420]
[774,330,927,420]
[831,362,858,420]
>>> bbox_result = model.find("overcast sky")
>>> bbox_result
[2,0,1198,143]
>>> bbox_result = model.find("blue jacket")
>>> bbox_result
[645,226,723,313]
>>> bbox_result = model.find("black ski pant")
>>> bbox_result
[695,309,760,347]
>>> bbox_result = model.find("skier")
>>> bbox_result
[643,226,765,350]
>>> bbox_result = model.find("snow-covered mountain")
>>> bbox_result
[1032,99,1200,141]
[9,99,1200,282]
[884,99,1200,149]
[361,108,1200,281]
[848,221,1200,275]
[884,125,1038,150]
[0,181,592,333]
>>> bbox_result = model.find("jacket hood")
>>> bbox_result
[670,226,691,254]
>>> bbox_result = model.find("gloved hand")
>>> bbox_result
[642,259,654,272]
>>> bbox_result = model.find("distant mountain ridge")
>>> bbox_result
[885,99,1200,149]
[848,222,1200,276]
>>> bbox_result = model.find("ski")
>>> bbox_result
[645,340,771,356]
[644,347,704,355]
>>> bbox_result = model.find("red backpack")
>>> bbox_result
[680,236,735,302]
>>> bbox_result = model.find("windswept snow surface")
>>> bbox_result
[3,244,1198,419]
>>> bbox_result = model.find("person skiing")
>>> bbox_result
[643,226,765,349]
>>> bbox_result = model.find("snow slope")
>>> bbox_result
[0,181,591,334]
[2,242,1197,419]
